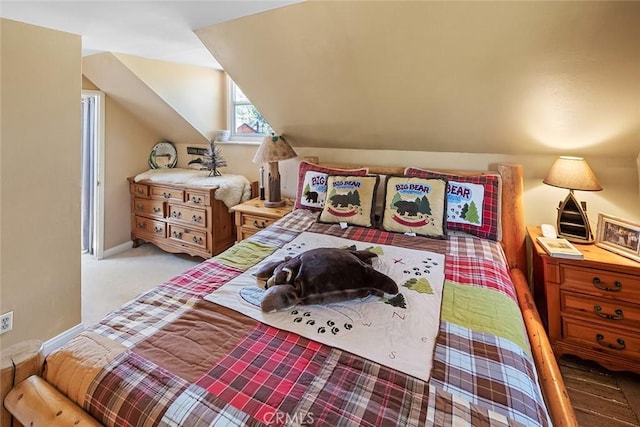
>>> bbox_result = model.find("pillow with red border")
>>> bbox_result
[295,161,368,212]
[404,167,502,241]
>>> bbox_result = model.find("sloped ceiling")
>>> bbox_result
[83,52,224,145]
[197,1,640,156]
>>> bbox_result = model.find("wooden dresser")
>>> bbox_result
[128,178,235,258]
[528,225,640,373]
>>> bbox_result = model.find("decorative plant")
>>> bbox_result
[203,140,227,176]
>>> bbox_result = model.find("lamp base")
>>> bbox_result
[265,162,285,208]
[264,199,286,208]
[556,192,594,244]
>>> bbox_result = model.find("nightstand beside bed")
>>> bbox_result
[528,225,640,374]
[230,197,294,242]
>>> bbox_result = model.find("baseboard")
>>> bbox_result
[103,241,134,259]
[43,323,85,355]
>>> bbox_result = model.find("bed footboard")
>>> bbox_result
[511,267,577,426]
[5,375,101,426]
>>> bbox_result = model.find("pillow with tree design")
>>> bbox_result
[295,161,368,212]
[404,167,502,241]
[381,176,448,238]
[318,175,379,228]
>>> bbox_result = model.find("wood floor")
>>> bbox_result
[559,355,640,426]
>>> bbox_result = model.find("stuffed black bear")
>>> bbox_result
[256,248,398,312]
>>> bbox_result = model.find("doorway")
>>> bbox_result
[81,91,105,259]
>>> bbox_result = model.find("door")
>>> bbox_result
[81,91,105,259]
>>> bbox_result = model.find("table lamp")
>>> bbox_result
[253,134,297,207]
[543,156,602,243]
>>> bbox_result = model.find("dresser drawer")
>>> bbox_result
[562,317,640,360]
[132,198,165,219]
[131,183,149,198]
[167,204,208,228]
[150,185,184,202]
[241,214,276,231]
[185,189,210,206]
[560,265,640,304]
[561,291,640,330]
[168,225,208,249]
[134,216,166,237]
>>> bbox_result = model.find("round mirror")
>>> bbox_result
[149,141,177,169]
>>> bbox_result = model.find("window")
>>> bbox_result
[228,78,273,141]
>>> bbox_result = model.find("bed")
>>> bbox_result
[4,161,576,426]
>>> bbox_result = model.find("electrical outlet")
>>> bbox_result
[0,311,13,334]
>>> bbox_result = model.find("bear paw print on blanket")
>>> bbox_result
[290,310,353,336]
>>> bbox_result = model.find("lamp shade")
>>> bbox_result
[543,156,602,192]
[252,134,297,164]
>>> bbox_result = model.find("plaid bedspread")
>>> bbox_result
[44,210,551,427]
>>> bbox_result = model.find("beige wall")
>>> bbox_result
[83,53,225,147]
[115,54,226,142]
[1,19,82,347]
[197,1,640,158]
[102,96,160,249]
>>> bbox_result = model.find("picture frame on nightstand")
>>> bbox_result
[595,213,640,263]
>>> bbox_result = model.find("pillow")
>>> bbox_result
[404,167,502,241]
[319,175,379,228]
[381,176,448,238]
[295,161,368,212]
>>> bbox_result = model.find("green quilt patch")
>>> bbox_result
[441,281,529,354]
[213,240,277,270]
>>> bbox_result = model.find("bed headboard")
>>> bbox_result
[303,157,526,271]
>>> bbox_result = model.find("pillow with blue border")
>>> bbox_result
[295,161,368,212]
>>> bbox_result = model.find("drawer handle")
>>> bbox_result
[171,211,182,219]
[191,197,202,204]
[592,277,622,292]
[163,192,172,199]
[172,231,183,239]
[594,305,624,321]
[253,220,267,229]
[137,222,147,230]
[154,226,163,233]
[152,207,162,213]
[136,188,145,195]
[135,204,144,211]
[192,215,202,223]
[596,334,626,351]
[192,236,203,244]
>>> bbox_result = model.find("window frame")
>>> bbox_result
[226,76,272,143]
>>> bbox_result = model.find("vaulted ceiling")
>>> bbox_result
[197,1,640,156]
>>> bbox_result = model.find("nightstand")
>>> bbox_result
[230,198,294,242]
[527,225,640,373]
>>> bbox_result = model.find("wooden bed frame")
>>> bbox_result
[1,161,577,426]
